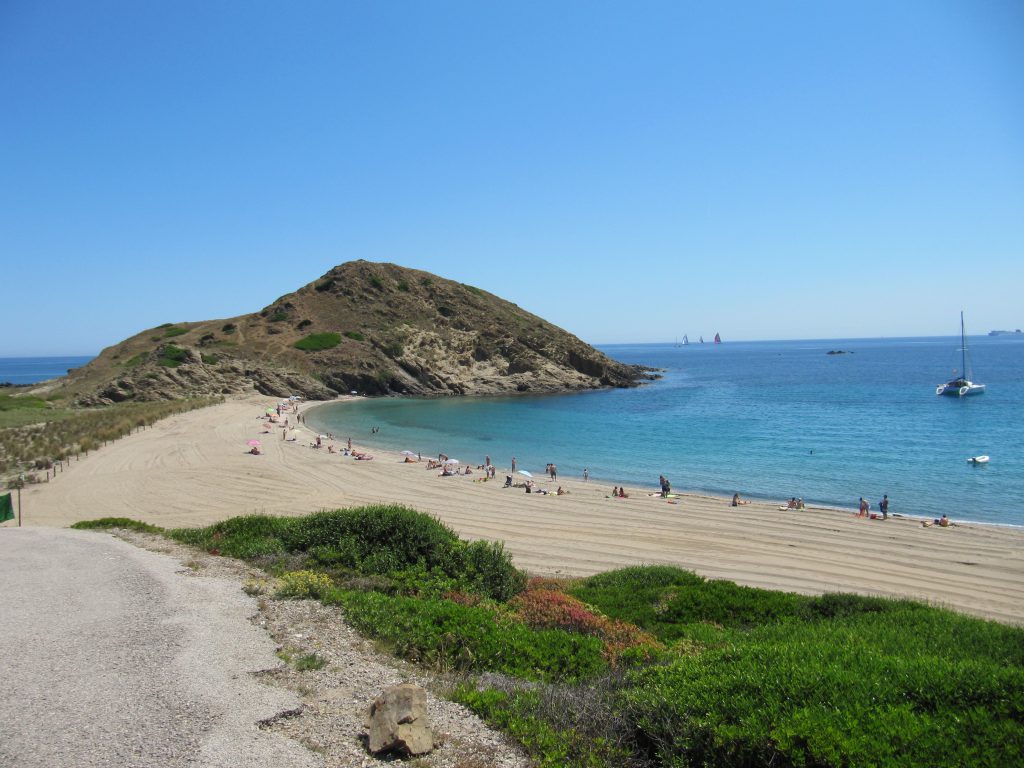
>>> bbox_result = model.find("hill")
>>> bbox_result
[52,261,653,404]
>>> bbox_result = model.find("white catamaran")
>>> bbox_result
[936,312,985,397]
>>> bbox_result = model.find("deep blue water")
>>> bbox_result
[308,336,1024,526]
[0,356,94,385]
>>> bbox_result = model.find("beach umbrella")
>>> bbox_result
[517,470,533,478]
[401,450,417,456]
[247,439,261,446]
[443,458,460,464]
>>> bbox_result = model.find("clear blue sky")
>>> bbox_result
[2,1,1022,356]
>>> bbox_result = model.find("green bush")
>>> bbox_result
[71,517,164,533]
[397,280,410,292]
[296,319,312,330]
[268,311,288,322]
[294,332,341,352]
[157,345,188,367]
[169,506,525,601]
[200,353,219,365]
[221,323,236,333]
[621,607,1024,767]
[276,570,334,599]
[163,326,187,337]
[454,686,632,768]
[331,589,604,682]
[343,331,365,342]
[368,276,384,290]
[123,353,147,368]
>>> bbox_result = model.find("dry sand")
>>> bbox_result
[13,395,1024,625]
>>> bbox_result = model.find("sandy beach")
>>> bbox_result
[12,395,1024,625]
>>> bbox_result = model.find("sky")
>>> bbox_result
[1,1,1022,356]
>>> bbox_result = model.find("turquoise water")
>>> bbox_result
[0,356,94,385]
[309,336,1024,526]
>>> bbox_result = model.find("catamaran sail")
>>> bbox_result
[714,333,721,344]
[936,312,985,397]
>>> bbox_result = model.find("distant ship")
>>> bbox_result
[714,332,721,344]
[988,329,1022,336]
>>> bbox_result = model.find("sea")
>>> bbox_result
[0,356,94,386]
[307,336,1024,527]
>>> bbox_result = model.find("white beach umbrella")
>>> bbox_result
[401,450,417,456]
[517,470,533,478]
[443,458,460,464]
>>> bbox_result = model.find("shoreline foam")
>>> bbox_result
[13,395,1024,625]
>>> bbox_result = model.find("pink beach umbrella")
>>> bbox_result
[247,439,261,446]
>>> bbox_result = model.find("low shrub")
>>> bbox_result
[331,589,605,682]
[454,685,634,768]
[163,326,187,337]
[511,585,660,665]
[294,332,341,352]
[343,331,364,342]
[276,570,334,599]
[221,323,236,333]
[170,506,526,601]
[71,517,164,533]
[157,345,188,367]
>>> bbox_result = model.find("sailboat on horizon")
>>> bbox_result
[714,332,721,344]
[936,312,985,397]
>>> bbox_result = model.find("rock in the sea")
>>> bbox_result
[364,683,434,756]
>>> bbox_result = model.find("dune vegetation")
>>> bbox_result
[73,506,1024,767]
[0,395,220,487]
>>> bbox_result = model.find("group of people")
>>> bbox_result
[658,475,671,497]
[857,495,890,520]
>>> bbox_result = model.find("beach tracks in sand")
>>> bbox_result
[18,396,1024,625]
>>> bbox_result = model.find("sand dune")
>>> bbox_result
[14,395,1024,625]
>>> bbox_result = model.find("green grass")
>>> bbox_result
[343,330,364,341]
[0,394,48,412]
[294,332,341,351]
[163,326,188,337]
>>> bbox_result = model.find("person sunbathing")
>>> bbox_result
[617,487,628,498]
[732,493,751,506]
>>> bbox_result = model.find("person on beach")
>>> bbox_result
[611,486,619,498]
[858,497,869,517]
[511,457,517,473]
[551,464,557,481]
[504,475,513,487]
[583,468,589,482]
[923,514,950,527]
[879,494,889,520]
[485,455,490,468]
[732,493,751,506]
[618,487,628,498]
[659,475,671,497]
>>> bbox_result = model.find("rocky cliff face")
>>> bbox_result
[67,261,654,405]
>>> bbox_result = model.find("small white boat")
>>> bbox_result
[937,312,985,397]
[967,455,990,465]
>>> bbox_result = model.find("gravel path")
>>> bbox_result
[0,528,531,768]
[0,528,318,767]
